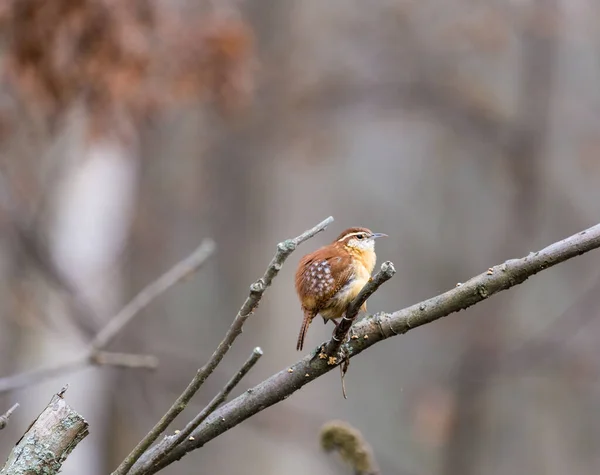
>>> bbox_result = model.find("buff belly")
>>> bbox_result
[320,275,369,321]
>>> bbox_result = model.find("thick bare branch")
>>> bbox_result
[0,403,19,431]
[143,347,263,469]
[131,222,600,475]
[113,216,333,475]
[0,393,88,474]
[0,240,215,394]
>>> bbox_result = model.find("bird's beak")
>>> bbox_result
[371,233,388,239]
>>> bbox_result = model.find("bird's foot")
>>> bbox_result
[310,343,328,362]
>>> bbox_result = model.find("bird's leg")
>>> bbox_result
[325,318,340,328]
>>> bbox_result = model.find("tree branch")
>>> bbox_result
[0,392,88,474]
[113,216,334,475]
[0,352,159,394]
[144,347,263,469]
[131,222,600,475]
[0,360,89,394]
[90,351,159,369]
[0,403,19,431]
[0,239,215,394]
[91,239,215,350]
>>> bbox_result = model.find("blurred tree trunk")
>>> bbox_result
[442,1,558,473]
[15,110,140,475]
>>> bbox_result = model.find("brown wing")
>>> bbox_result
[295,247,354,313]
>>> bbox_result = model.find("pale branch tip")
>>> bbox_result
[58,385,69,398]
[114,217,333,475]
[379,261,396,276]
[0,403,19,431]
[141,348,264,469]
[132,222,600,475]
[293,216,334,247]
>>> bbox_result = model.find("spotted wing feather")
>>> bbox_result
[295,249,354,317]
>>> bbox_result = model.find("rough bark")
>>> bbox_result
[1,394,88,475]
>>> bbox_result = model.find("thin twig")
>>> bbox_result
[112,216,333,475]
[0,240,215,394]
[90,352,159,370]
[0,351,158,394]
[92,239,216,350]
[131,222,600,475]
[324,261,396,358]
[0,360,87,394]
[0,403,19,430]
[144,347,263,468]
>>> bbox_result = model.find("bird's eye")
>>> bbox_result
[357,234,364,240]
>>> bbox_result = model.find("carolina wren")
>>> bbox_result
[294,227,387,351]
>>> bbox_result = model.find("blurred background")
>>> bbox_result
[1,0,600,474]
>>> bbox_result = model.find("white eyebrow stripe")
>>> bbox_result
[337,232,368,242]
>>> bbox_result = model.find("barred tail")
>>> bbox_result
[297,310,314,351]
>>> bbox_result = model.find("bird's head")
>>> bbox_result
[335,227,387,253]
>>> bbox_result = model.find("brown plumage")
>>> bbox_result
[294,227,387,351]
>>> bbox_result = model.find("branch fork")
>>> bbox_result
[113,217,334,475]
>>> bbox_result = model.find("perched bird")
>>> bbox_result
[294,227,387,351]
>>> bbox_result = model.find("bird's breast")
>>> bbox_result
[320,268,370,320]
[335,269,370,303]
